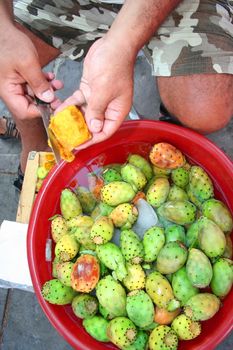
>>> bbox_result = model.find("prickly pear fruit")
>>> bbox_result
[107,317,137,349]
[152,165,171,177]
[149,325,178,350]
[83,316,109,342]
[167,185,188,202]
[72,294,98,319]
[88,173,104,200]
[171,167,189,189]
[55,234,79,262]
[75,186,96,214]
[156,241,188,274]
[96,242,127,281]
[186,184,203,209]
[72,215,95,250]
[123,330,149,350]
[90,216,114,244]
[146,177,170,208]
[149,142,185,169]
[202,199,233,233]
[154,306,181,325]
[143,226,165,263]
[56,261,74,286]
[172,267,199,306]
[189,166,214,202]
[146,272,175,309]
[101,181,136,206]
[50,215,68,243]
[52,256,60,278]
[109,203,138,229]
[96,275,127,317]
[126,290,154,328]
[99,304,115,320]
[197,217,226,258]
[186,221,200,248]
[41,279,76,305]
[184,293,220,321]
[171,314,201,340]
[120,229,144,264]
[71,254,100,292]
[102,168,122,183]
[186,248,213,288]
[91,201,114,220]
[128,154,153,181]
[211,258,233,298]
[60,188,82,220]
[122,263,146,291]
[165,225,186,244]
[121,163,147,192]
[223,235,233,259]
[157,200,196,225]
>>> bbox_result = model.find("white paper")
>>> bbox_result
[0,220,33,291]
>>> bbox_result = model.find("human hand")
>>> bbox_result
[56,36,136,149]
[0,24,63,119]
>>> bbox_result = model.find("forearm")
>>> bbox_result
[0,1,14,27]
[106,0,182,58]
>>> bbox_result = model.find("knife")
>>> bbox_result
[35,97,61,164]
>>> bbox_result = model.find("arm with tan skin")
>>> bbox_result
[57,0,182,149]
[0,1,62,119]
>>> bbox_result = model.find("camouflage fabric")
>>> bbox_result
[14,0,233,76]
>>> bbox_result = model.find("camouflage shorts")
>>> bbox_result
[14,0,233,76]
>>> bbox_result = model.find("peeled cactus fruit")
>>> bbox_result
[101,181,136,206]
[72,294,98,319]
[122,263,146,291]
[149,142,185,169]
[83,316,109,342]
[121,163,147,191]
[107,317,137,349]
[186,248,213,288]
[60,188,82,220]
[189,166,214,202]
[149,325,178,350]
[55,234,79,262]
[210,258,233,298]
[50,215,68,243]
[120,229,144,264]
[184,293,220,321]
[90,216,114,244]
[41,279,76,305]
[171,314,201,340]
[126,290,154,328]
[71,254,100,292]
[202,199,233,233]
[157,200,196,225]
[128,153,153,181]
[143,226,165,263]
[109,203,138,229]
[146,177,170,208]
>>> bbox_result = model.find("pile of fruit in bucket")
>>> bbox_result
[41,142,233,350]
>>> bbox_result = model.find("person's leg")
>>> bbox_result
[157,73,233,134]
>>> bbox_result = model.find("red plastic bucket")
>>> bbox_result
[28,120,233,350]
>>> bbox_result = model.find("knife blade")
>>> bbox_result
[35,97,61,163]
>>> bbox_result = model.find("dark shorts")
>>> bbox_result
[14,0,233,76]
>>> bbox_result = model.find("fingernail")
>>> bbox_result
[90,119,103,132]
[41,89,54,101]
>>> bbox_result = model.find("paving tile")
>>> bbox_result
[0,174,20,223]
[0,289,8,325]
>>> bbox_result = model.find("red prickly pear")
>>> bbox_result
[149,142,185,169]
[71,254,100,292]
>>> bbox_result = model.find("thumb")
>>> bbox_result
[85,95,109,133]
[20,59,55,103]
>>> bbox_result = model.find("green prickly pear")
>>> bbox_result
[197,217,226,258]
[75,186,96,214]
[72,294,98,319]
[189,166,214,202]
[50,215,68,243]
[172,267,199,306]
[96,242,127,281]
[122,263,146,291]
[55,234,79,262]
[96,275,127,317]
[128,154,153,181]
[184,293,220,321]
[52,256,60,278]
[146,177,170,208]
[56,261,74,286]
[71,254,100,292]
[126,290,154,328]
[165,225,186,244]
[149,325,178,350]
[121,163,147,192]
[123,330,148,350]
[41,279,76,305]
[171,167,189,189]
[102,167,122,183]
[146,272,175,309]
[211,258,233,298]
[156,241,188,274]
[83,316,109,342]
[72,215,96,250]
[202,198,233,233]
[90,216,114,244]
[109,203,138,229]
[99,304,115,320]
[120,229,144,264]
[157,200,196,225]
[107,317,137,349]
[223,235,233,259]
[186,184,203,209]
[143,226,165,263]
[91,201,114,220]
[186,221,200,248]
[186,248,213,288]
[152,165,171,177]
[60,188,82,220]
[167,185,188,202]
[171,314,201,340]
[101,181,136,206]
